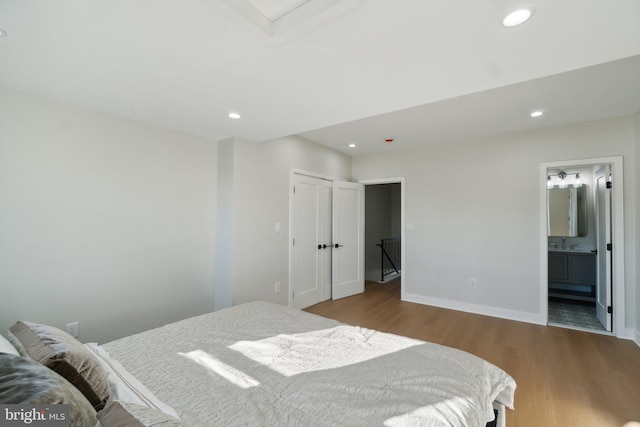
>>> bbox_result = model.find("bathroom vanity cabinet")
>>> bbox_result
[548,251,596,301]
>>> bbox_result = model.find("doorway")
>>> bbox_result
[541,157,625,335]
[365,183,402,284]
[361,178,405,300]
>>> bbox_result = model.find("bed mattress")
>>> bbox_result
[100,301,516,426]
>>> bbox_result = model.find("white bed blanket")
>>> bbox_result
[102,301,515,427]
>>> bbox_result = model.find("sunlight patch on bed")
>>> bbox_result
[228,325,422,377]
[384,396,471,426]
[179,350,260,388]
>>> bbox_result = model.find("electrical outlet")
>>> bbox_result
[470,278,478,288]
[275,282,281,293]
[66,322,79,338]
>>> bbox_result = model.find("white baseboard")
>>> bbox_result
[379,272,401,284]
[402,292,547,326]
[403,292,639,343]
[615,327,635,341]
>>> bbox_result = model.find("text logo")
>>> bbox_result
[0,405,69,427]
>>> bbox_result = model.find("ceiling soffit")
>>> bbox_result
[211,0,361,46]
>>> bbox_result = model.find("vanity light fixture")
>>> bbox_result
[502,7,534,27]
[547,170,581,188]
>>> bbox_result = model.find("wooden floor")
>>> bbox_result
[304,279,640,427]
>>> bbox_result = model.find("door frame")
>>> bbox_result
[360,177,406,300]
[539,156,626,337]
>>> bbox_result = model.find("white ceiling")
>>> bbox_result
[1,0,639,156]
[244,0,312,21]
[301,55,640,155]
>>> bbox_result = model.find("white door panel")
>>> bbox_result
[595,166,612,331]
[292,175,331,309]
[332,181,364,300]
[319,184,332,301]
[291,176,364,307]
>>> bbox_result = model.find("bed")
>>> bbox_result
[3,301,516,426]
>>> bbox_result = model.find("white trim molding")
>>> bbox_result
[404,293,547,326]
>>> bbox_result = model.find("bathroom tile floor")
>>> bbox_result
[548,299,605,331]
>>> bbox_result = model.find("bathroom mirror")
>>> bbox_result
[547,185,587,237]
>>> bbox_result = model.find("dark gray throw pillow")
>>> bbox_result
[0,353,97,426]
[9,320,110,411]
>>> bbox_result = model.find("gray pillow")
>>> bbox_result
[98,401,189,427]
[9,320,110,411]
[0,353,97,426]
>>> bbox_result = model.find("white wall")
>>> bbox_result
[2,87,637,344]
[214,137,236,310]
[352,116,638,330]
[230,135,352,306]
[0,88,218,343]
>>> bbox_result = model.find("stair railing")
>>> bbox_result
[376,237,401,282]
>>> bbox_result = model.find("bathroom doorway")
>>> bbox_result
[542,157,624,335]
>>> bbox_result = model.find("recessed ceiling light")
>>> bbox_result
[228,112,241,119]
[530,110,544,117]
[0,28,7,38]
[348,143,357,148]
[502,7,534,27]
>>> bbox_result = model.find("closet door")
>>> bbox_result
[291,174,331,309]
[331,180,365,300]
